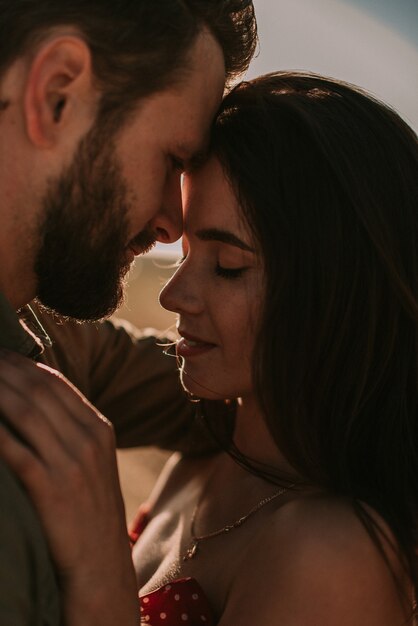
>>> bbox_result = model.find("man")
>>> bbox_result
[0,1,257,623]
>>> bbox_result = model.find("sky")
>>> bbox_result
[155,0,418,257]
[246,0,418,130]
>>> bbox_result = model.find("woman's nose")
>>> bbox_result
[159,261,203,316]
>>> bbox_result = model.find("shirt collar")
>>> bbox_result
[0,292,52,359]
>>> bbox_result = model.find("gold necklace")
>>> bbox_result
[182,484,290,561]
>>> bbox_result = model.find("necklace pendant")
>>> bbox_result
[183,539,198,561]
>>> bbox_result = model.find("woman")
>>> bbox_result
[0,71,417,625]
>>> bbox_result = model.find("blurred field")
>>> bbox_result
[115,252,179,332]
[117,447,171,523]
[113,253,179,523]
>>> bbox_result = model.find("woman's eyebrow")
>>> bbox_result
[195,228,255,252]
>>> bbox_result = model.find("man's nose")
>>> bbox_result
[151,172,183,243]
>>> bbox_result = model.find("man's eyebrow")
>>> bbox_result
[195,228,255,252]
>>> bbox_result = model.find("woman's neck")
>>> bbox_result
[233,395,295,475]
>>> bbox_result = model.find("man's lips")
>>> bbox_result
[127,241,156,256]
[128,244,141,255]
[124,241,156,264]
[176,331,217,358]
[127,227,157,257]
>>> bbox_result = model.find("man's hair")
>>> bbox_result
[0,0,257,118]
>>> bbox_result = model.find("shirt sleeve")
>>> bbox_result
[34,305,217,453]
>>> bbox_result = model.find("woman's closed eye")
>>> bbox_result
[175,254,249,279]
[215,263,248,280]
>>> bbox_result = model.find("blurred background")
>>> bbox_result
[116,0,418,522]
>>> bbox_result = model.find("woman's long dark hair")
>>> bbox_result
[210,71,418,607]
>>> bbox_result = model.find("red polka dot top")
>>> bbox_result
[130,506,216,626]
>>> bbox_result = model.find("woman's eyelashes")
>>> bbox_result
[176,255,248,280]
[215,264,248,280]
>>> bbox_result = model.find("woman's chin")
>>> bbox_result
[180,370,224,401]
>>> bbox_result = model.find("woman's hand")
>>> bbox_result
[0,350,139,625]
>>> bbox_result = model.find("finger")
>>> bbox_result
[0,360,88,450]
[0,377,119,515]
[0,352,116,458]
[0,353,111,433]
[0,419,103,571]
[30,363,116,453]
[0,419,49,495]
[0,350,83,412]
[0,377,78,464]
[35,362,112,426]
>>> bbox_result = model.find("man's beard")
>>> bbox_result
[34,123,156,322]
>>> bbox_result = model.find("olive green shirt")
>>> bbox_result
[0,294,217,625]
[0,294,61,625]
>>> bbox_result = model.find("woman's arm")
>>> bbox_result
[0,350,139,626]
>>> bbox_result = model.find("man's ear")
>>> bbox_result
[24,36,96,149]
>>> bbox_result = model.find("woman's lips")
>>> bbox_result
[176,335,216,358]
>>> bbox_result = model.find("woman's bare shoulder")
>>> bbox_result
[220,493,411,626]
